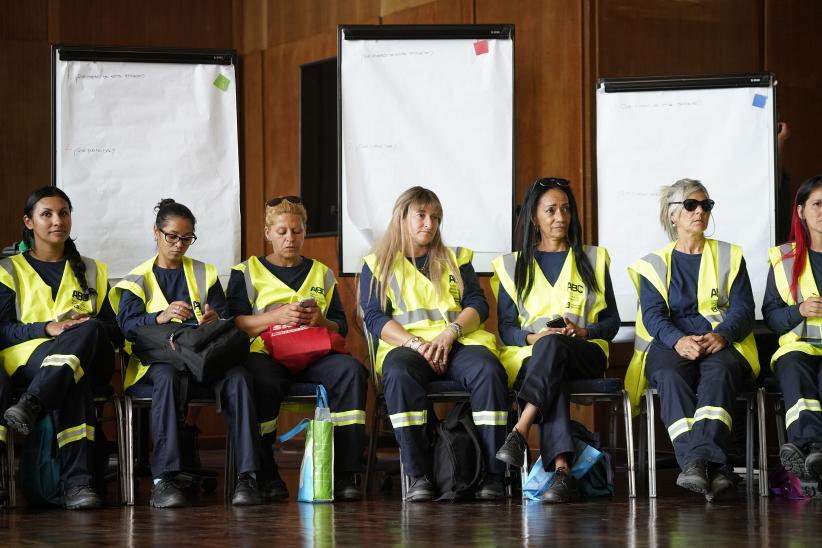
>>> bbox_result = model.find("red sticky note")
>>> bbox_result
[473,40,489,56]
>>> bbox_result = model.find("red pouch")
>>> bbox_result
[260,325,348,374]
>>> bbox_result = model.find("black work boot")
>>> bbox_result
[260,469,289,502]
[541,468,581,504]
[150,477,188,508]
[232,473,264,506]
[676,459,710,494]
[495,430,528,468]
[3,393,43,436]
[405,475,435,502]
[705,465,738,502]
[334,472,361,501]
[475,473,505,501]
[780,443,810,480]
[804,443,822,480]
[64,485,103,510]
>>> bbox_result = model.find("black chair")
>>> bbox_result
[4,384,125,507]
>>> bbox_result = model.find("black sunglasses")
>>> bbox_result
[536,177,570,188]
[266,196,302,207]
[668,198,715,212]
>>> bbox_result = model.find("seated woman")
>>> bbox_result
[0,186,121,510]
[625,178,759,501]
[491,177,619,503]
[359,186,509,502]
[227,196,366,502]
[763,174,822,481]
[110,199,263,508]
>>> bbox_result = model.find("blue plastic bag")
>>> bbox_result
[522,438,606,501]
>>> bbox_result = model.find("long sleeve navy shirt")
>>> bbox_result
[359,254,489,340]
[116,264,227,341]
[639,251,754,349]
[496,250,621,347]
[761,249,822,334]
[226,257,348,337]
[0,252,121,348]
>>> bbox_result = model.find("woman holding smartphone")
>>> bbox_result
[490,177,620,504]
[227,196,367,502]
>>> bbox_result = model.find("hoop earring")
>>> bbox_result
[705,214,716,238]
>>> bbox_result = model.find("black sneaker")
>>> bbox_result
[150,478,188,508]
[676,459,710,494]
[495,430,528,468]
[541,468,580,504]
[705,466,737,502]
[64,485,103,510]
[232,473,264,506]
[3,393,43,436]
[260,470,289,502]
[334,473,361,501]
[406,475,435,502]
[475,473,505,501]
[780,443,811,480]
[804,443,822,480]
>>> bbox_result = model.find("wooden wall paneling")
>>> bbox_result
[0,0,48,41]
[765,0,822,191]
[596,0,763,77]
[381,0,473,24]
[237,0,268,54]
[266,0,380,48]
[51,0,235,48]
[0,41,51,246]
[380,0,436,18]
[476,0,585,209]
[241,50,266,257]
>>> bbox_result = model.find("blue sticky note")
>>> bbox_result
[752,94,768,108]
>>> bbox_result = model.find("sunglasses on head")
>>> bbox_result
[536,177,570,188]
[669,198,715,212]
[266,196,302,207]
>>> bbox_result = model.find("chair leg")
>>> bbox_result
[365,395,384,495]
[6,433,15,508]
[400,457,407,501]
[756,389,769,497]
[638,397,647,477]
[745,395,755,495]
[124,396,135,506]
[622,391,636,498]
[645,389,657,498]
[774,398,787,448]
[224,435,235,503]
[111,396,126,505]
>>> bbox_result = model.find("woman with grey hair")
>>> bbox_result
[624,179,759,501]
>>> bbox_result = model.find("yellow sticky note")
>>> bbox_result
[213,74,231,91]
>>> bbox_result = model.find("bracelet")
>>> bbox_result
[447,322,463,338]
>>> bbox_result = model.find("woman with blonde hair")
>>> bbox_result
[227,196,367,502]
[359,186,509,501]
[625,179,758,501]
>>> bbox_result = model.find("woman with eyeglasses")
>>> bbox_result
[0,186,121,510]
[110,198,264,508]
[359,186,509,502]
[227,196,367,502]
[762,174,822,483]
[490,177,620,504]
[625,178,759,501]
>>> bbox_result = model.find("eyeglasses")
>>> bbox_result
[266,196,302,207]
[158,228,197,246]
[668,199,715,212]
[536,177,570,188]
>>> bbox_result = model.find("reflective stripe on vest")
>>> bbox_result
[768,243,822,364]
[231,257,336,354]
[110,256,218,388]
[0,254,108,377]
[490,246,611,387]
[624,239,759,415]
[364,247,499,374]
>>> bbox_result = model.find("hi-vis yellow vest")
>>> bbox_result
[363,247,498,375]
[232,256,337,355]
[767,243,822,365]
[624,239,759,414]
[109,256,218,389]
[0,253,107,376]
[490,246,610,387]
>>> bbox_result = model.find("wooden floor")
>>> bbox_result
[2,451,822,547]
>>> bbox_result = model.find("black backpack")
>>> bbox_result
[133,318,250,384]
[432,401,485,501]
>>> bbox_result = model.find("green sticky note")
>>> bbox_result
[213,74,231,91]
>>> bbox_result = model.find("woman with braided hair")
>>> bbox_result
[0,186,121,509]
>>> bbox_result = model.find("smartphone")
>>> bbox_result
[546,316,566,329]
[298,298,316,307]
